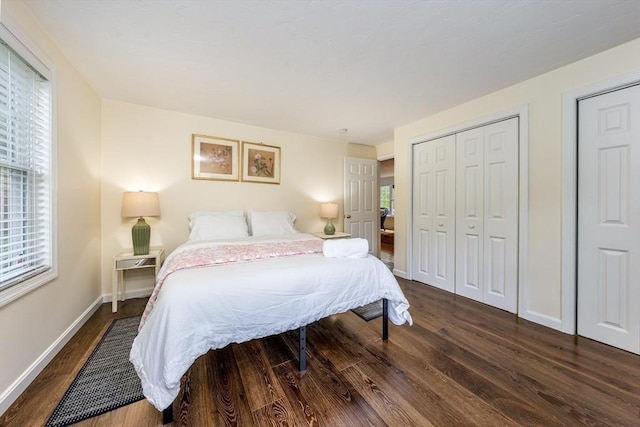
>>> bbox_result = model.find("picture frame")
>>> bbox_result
[241,141,281,184]
[192,134,240,181]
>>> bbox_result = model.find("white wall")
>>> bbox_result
[376,140,394,159]
[346,142,377,159]
[100,100,355,294]
[394,38,640,327]
[0,0,102,412]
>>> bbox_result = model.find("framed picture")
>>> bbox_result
[241,141,281,184]
[192,134,240,181]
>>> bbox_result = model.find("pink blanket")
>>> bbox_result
[140,239,323,329]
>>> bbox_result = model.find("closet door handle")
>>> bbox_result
[469,224,475,229]
[438,223,444,227]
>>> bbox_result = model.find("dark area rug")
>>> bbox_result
[45,316,143,427]
[351,300,383,321]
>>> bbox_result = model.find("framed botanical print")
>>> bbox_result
[192,134,240,181]
[241,141,281,184]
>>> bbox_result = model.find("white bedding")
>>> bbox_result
[130,233,412,411]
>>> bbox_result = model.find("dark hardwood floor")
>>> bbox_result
[2,278,639,426]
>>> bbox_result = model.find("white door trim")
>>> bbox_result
[406,104,529,316]
[561,72,640,334]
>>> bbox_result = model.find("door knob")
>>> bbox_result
[345,214,351,219]
[438,223,444,227]
[469,224,475,229]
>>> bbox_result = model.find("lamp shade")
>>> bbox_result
[320,203,338,219]
[121,191,160,218]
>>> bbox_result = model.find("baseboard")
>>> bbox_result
[392,268,407,279]
[101,287,154,303]
[0,295,103,416]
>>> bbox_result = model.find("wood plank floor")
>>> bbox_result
[2,278,639,426]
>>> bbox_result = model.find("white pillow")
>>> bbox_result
[188,210,245,230]
[188,215,249,241]
[250,211,297,236]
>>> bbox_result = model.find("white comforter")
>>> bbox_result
[130,234,412,410]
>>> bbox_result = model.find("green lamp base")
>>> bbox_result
[324,218,335,235]
[132,217,151,255]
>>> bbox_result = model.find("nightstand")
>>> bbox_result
[312,231,352,239]
[112,248,164,312]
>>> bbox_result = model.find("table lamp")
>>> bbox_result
[121,191,160,255]
[320,202,339,235]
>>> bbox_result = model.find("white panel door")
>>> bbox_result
[456,118,518,312]
[344,157,378,255]
[455,127,485,302]
[412,135,456,291]
[578,84,640,354]
[412,141,433,285]
[482,119,519,312]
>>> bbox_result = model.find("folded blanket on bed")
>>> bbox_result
[323,238,369,258]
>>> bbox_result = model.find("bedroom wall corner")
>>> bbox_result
[100,100,349,296]
[0,0,102,415]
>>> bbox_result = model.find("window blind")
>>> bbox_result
[0,38,52,291]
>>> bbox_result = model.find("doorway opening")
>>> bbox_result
[379,158,394,266]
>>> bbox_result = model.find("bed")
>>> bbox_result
[129,210,412,422]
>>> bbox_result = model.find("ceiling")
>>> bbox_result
[23,0,640,145]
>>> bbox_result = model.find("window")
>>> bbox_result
[0,21,55,306]
[380,184,394,216]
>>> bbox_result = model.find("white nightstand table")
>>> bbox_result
[312,232,352,240]
[112,248,164,312]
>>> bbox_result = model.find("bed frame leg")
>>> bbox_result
[162,405,173,424]
[298,326,306,371]
[382,298,389,340]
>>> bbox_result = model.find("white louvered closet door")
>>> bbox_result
[455,118,518,313]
